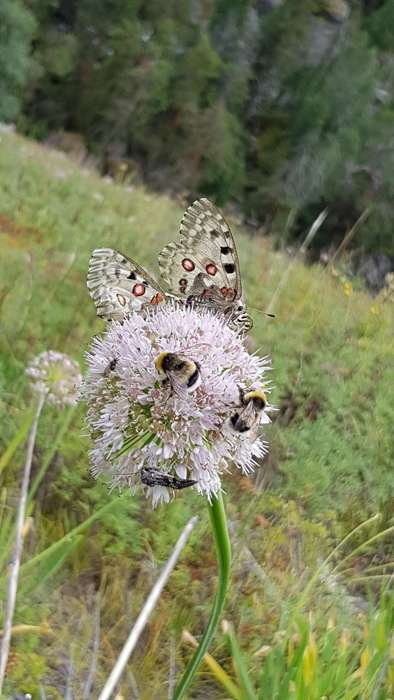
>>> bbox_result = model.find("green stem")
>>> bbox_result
[172,491,231,700]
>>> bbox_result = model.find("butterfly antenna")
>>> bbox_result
[248,305,276,319]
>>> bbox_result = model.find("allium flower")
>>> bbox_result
[26,350,82,407]
[82,304,272,506]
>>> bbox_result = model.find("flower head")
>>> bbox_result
[82,304,272,506]
[26,350,82,407]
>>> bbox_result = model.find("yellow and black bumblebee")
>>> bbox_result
[150,351,201,489]
[155,351,201,394]
[230,388,267,434]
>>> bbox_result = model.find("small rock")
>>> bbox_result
[0,122,16,134]
[357,253,394,294]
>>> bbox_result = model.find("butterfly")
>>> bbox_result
[87,197,253,332]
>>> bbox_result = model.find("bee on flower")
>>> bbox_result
[81,304,272,506]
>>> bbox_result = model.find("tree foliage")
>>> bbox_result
[0,0,36,121]
[2,0,393,253]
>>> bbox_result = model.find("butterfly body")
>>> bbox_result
[87,198,252,333]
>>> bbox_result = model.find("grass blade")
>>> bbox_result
[97,516,198,700]
[16,496,125,580]
[182,629,242,700]
[223,620,258,700]
[0,392,45,694]
[28,404,77,503]
[0,404,35,476]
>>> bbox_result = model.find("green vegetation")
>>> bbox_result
[0,132,393,698]
[0,0,36,122]
[219,593,393,700]
[2,0,393,254]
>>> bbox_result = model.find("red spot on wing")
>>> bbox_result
[206,263,217,276]
[132,283,146,297]
[149,292,165,305]
[220,286,237,300]
[182,258,195,272]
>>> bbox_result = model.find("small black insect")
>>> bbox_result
[103,357,118,376]
[140,467,196,490]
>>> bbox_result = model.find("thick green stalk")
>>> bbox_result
[172,491,231,700]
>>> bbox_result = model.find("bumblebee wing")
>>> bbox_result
[240,400,259,421]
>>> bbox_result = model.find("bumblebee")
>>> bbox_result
[230,388,267,434]
[140,467,196,490]
[155,351,201,394]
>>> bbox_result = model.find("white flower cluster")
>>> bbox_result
[82,304,272,506]
[26,350,81,407]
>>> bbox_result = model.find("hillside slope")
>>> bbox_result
[0,132,393,697]
[1,131,392,513]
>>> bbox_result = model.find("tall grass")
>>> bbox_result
[201,591,393,700]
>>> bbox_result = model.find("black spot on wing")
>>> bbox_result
[221,246,232,255]
[128,272,136,280]
[224,263,235,274]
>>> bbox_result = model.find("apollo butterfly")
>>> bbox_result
[87,198,253,332]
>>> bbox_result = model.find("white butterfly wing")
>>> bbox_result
[158,198,243,302]
[87,248,167,321]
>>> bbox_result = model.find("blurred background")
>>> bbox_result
[2,0,394,271]
[0,1,393,698]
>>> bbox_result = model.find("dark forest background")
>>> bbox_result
[1,0,394,256]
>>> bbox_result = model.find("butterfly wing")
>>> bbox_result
[87,248,167,321]
[158,198,243,304]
